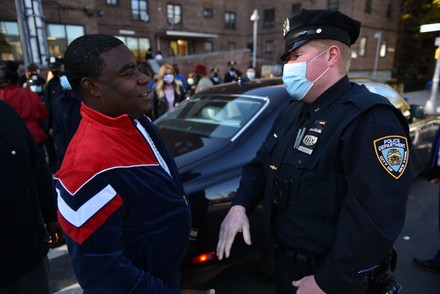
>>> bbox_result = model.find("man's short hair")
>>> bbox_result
[64,34,124,97]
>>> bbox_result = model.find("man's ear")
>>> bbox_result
[81,77,99,97]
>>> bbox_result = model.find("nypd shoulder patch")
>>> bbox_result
[374,135,409,179]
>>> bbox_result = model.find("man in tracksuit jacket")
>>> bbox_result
[55,34,207,294]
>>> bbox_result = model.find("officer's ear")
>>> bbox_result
[327,45,340,67]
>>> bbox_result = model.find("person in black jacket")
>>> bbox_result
[413,125,440,274]
[217,9,412,294]
[0,100,64,293]
[52,74,81,171]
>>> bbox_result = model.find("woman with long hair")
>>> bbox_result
[150,64,185,120]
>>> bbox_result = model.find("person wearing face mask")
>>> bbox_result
[51,74,81,170]
[150,63,186,120]
[224,60,242,83]
[185,71,198,97]
[42,56,65,172]
[20,63,46,96]
[217,9,412,294]
[245,66,257,80]
[210,67,222,85]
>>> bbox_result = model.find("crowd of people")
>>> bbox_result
[0,58,81,173]
[145,60,262,120]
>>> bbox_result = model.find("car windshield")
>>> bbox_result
[155,95,268,140]
[363,84,402,106]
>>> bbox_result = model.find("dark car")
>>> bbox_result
[154,78,440,287]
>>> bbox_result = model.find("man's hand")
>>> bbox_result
[292,275,326,294]
[46,222,65,248]
[216,205,251,260]
[430,178,440,184]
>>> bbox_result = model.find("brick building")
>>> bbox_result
[1,0,403,80]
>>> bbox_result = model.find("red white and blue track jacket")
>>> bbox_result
[55,104,191,294]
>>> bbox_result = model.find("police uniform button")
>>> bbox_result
[298,160,302,164]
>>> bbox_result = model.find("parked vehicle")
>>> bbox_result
[154,77,440,287]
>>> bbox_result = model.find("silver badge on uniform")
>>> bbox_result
[283,18,290,36]
[297,120,326,155]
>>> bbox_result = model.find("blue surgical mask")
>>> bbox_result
[282,50,329,101]
[163,74,174,84]
[60,75,72,90]
[246,71,256,79]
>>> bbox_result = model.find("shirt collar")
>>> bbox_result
[305,75,351,117]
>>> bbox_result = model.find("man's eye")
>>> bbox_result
[124,71,135,76]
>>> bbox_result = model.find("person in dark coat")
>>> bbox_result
[217,9,412,293]
[52,74,81,170]
[413,125,440,274]
[0,100,64,293]
[42,57,65,171]
[223,60,242,83]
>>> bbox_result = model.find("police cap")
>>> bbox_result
[46,56,64,68]
[281,9,361,61]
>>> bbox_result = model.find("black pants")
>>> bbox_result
[274,248,369,294]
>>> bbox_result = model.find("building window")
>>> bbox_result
[265,40,274,53]
[228,42,236,50]
[170,39,188,56]
[386,4,392,18]
[380,40,387,57]
[225,12,236,30]
[263,9,275,28]
[116,36,150,61]
[0,21,21,61]
[106,0,118,5]
[358,37,367,56]
[328,0,339,10]
[203,8,213,18]
[292,4,302,15]
[47,24,84,57]
[204,41,213,53]
[132,0,149,22]
[167,4,182,25]
[365,0,372,14]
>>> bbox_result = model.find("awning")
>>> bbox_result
[165,30,218,39]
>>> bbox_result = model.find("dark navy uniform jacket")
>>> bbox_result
[232,76,413,293]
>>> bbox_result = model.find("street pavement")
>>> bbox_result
[48,89,440,293]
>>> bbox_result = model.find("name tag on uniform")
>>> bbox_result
[297,120,326,155]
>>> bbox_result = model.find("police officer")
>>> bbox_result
[223,60,242,83]
[217,9,412,294]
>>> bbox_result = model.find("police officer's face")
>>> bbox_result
[285,43,329,83]
[88,45,151,119]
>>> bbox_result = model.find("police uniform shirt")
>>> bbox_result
[233,76,413,293]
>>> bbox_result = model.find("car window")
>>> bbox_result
[364,84,401,105]
[358,82,411,121]
[155,95,267,140]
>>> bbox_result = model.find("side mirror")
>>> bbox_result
[410,104,425,119]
